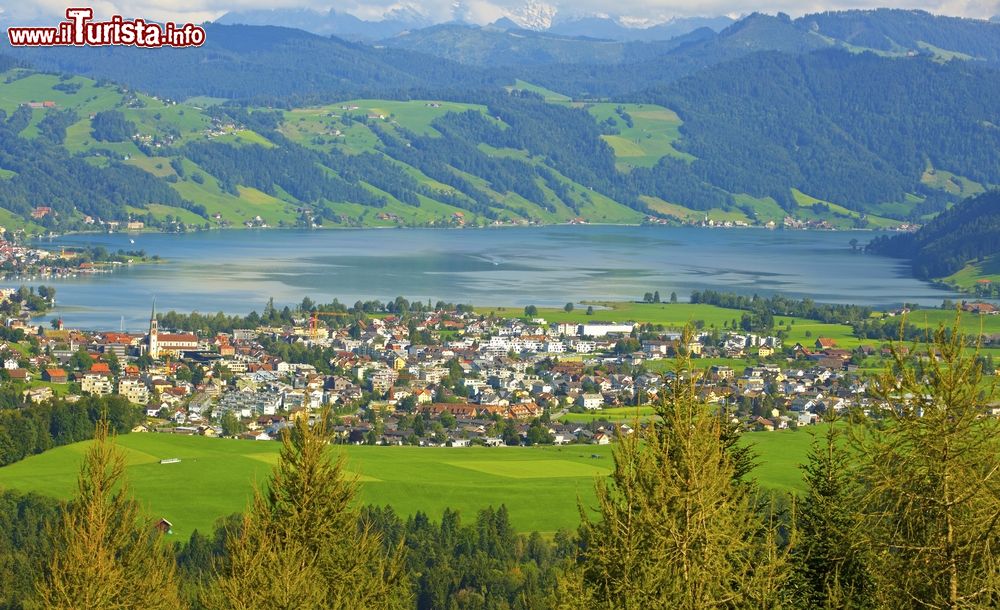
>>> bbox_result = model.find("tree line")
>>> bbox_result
[868,190,1000,279]
[0,393,141,468]
[690,289,874,326]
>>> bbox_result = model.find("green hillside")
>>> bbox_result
[3,59,989,233]
[0,69,655,230]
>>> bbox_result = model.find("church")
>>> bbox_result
[146,303,199,359]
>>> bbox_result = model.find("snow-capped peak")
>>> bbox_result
[380,2,430,25]
[504,1,558,31]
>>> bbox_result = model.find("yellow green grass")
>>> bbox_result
[920,165,985,197]
[509,80,572,102]
[0,428,820,538]
[941,256,1000,291]
[480,301,763,329]
[584,103,694,169]
[792,189,899,229]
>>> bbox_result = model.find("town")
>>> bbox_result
[0,235,152,281]
[4,294,997,451]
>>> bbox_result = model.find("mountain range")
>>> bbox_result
[215,5,733,42]
[0,8,998,247]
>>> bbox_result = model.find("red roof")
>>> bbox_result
[158,333,198,343]
[90,362,112,374]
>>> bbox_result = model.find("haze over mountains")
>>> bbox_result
[215,5,735,42]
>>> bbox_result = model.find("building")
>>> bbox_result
[147,301,198,358]
[148,302,159,359]
[81,373,114,396]
[118,378,150,404]
[579,323,635,338]
[43,368,68,383]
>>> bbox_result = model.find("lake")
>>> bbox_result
[19,226,959,330]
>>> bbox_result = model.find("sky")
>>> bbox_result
[1,0,997,27]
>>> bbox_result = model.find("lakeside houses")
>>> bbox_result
[0,302,995,448]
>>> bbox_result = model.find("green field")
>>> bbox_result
[894,308,1000,336]
[560,406,657,423]
[791,189,899,229]
[0,429,818,538]
[920,166,986,197]
[580,103,694,169]
[478,301,863,346]
[941,256,1000,292]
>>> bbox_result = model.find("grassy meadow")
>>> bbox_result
[0,428,821,538]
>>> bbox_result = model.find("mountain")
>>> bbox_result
[380,24,689,66]
[513,13,830,98]
[648,50,1000,214]
[1,24,498,103]
[797,9,1000,63]
[547,16,734,41]
[868,191,1000,281]
[0,66,655,231]
[387,9,1000,83]
[503,0,558,31]
[384,12,821,71]
[215,8,429,41]
[3,9,1000,233]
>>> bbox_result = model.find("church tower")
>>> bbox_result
[148,300,159,359]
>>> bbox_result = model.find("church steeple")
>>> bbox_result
[148,298,159,359]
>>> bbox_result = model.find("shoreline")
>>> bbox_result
[30,219,901,242]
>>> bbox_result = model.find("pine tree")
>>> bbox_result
[203,409,410,609]
[858,317,1000,607]
[566,329,789,609]
[793,418,872,609]
[33,420,182,609]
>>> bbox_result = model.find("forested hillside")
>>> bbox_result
[868,190,1000,279]
[1,24,500,105]
[650,50,1000,213]
[802,9,1000,62]
[0,9,998,232]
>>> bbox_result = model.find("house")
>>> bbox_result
[81,374,113,396]
[43,368,68,383]
[753,417,775,432]
[8,368,30,381]
[815,337,837,350]
[577,393,603,410]
[23,387,53,403]
[90,362,112,376]
[154,518,173,534]
[424,403,478,418]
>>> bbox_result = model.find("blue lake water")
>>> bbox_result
[16,226,961,330]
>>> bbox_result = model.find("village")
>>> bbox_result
[3,296,977,449]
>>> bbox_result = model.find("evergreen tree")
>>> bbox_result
[857,317,1000,607]
[34,420,182,609]
[204,409,410,609]
[566,329,789,608]
[793,418,872,609]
